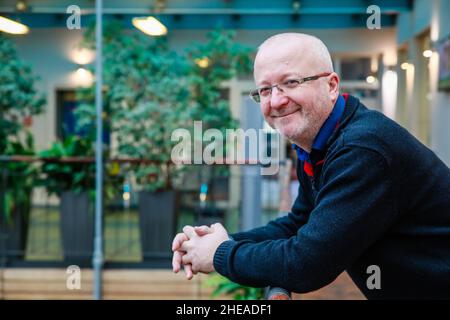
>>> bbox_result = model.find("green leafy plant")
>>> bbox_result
[0,33,45,154]
[38,135,95,196]
[185,29,253,132]
[38,135,124,201]
[74,22,254,192]
[1,132,37,224]
[0,33,45,226]
[181,29,254,184]
[75,21,190,192]
[204,273,265,300]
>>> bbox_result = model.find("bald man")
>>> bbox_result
[172,33,450,299]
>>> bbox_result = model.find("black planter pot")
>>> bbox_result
[0,192,30,261]
[138,190,176,261]
[60,191,94,265]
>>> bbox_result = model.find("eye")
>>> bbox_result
[283,79,301,88]
[258,87,271,96]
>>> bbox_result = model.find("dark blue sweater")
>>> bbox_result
[214,95,450,299]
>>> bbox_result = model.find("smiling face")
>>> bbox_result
[253,33,339,151]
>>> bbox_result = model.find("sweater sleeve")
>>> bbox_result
[214,147,399,293]
[229,171,313,242]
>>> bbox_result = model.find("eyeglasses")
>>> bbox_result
[249,72,332,103]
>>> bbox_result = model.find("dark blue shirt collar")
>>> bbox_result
[292,95,346,162]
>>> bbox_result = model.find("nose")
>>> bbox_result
[269,86,289,110]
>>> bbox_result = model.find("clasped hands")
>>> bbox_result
[172,222,229,280]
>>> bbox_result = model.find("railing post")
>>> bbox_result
[93,0,104,300]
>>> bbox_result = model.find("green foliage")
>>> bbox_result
[38,136,95,196]
[185,29,253,131]
[38,135,124,201]
[0,34,45,224]
[204,273,265,300]
[1,132,37,224]
[0,33,46,154]
[75,22,254,192]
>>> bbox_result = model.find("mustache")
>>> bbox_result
[270,107,301,118]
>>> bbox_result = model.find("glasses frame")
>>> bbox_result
[249,72,332,103]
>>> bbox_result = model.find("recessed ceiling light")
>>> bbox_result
[0,16,29,34]
[132,16,167,36]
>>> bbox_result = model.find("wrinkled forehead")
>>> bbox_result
[254,42,316,85]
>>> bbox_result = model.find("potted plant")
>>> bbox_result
[0,133,38,261]
[124,30,253,261]
[180,29,253,229]
[0,33,45,262]
[74,21,190,261]
[111,34,190,261]
[75,22,253,262]
[38,135,95,264]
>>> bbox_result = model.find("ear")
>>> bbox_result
[328,72,340,101]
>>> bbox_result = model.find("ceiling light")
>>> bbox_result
[423,50,433,58]
[132,16,167,36]
[16,1,28,12]
[0,16,29,34]
[71,48,95,65]
[73,67,94,87]
[366,75,376,84]
[400,62,409,70]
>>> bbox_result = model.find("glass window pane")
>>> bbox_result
[341,57,372,80]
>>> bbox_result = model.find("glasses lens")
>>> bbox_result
[250,91,260,103]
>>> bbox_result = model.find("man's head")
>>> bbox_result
[253,33,340,150]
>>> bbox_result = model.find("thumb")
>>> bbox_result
[194,225,213,236]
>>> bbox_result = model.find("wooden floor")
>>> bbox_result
[0,268,226,300]
[0,268,364,300]
[294,272,365,300]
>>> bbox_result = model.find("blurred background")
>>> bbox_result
[0,0,449,300]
